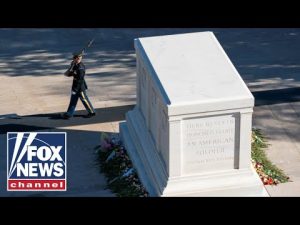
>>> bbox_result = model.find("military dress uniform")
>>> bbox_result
[63,56,96,119]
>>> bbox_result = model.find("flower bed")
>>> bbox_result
[95,133,149,197]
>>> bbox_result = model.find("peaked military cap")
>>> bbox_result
[73,52,83,58]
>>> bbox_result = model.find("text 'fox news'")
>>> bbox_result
[7,132,67,191]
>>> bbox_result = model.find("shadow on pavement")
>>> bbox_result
[0,124,51,134]
[0,105,135,132]
[253,87,300,106]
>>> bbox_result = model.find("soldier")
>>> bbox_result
[62,52,96,119]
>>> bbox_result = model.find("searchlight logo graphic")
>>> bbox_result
[7,132,67,191]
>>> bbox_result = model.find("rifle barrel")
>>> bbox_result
[81,39,94,54]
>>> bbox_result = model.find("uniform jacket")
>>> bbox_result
[65,62,88,92]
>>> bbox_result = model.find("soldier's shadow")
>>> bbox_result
[1,105,135,131]
[48,113,87,120]
[26,113,86,120]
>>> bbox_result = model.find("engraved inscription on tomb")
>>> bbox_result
[183,115,236,174]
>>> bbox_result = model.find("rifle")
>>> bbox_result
[80,38,94,55]
[65,38,95,75]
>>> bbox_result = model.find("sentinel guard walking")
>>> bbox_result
[62,53,96,119]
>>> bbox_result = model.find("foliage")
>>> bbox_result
[251,129,289,185]
[95,133,149,197]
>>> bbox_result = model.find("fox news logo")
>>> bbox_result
[7,132,66,191]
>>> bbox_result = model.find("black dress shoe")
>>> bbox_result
[84,112,96,118]
[61,113,71,119]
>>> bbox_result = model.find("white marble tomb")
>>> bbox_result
[120,31,268,196]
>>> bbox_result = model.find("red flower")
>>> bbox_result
[267,178,274,185]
